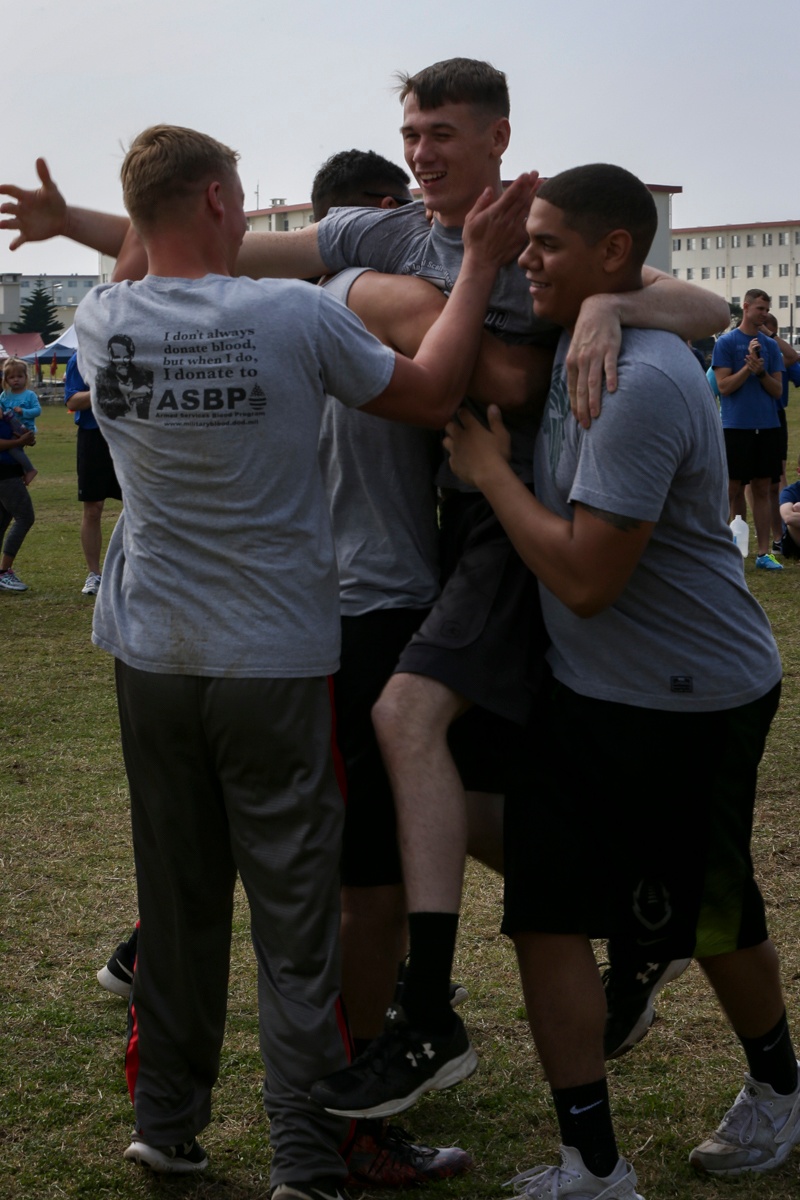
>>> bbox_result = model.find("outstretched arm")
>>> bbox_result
[235,225,326,280]
[567,268,730,425]
[346,271,552,417]
[0,159,130,257]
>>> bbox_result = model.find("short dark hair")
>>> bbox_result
[744,288,771,305]
[537,164,657,267]
[395,57,509,120]
[121,125,239,230]
[311,149,411,220]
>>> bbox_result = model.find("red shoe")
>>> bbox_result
[346,1118,473,1188]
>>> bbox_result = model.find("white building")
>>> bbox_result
[0,272,99,335]
[671,221,800,339]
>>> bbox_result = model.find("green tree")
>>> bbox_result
[11,283,63,342]
[729,300,743,327]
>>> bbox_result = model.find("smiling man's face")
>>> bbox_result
[518,197,609,330]
[400,95,508,227]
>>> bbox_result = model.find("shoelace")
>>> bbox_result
[720,1090,775,1145]
[505,1163,580,1198]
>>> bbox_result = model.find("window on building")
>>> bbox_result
[282,218,289,231]
[796,231,800,244]
[701,267,710,279]
[763,265,771,277]
[747,234,756,247]
[731,234,741,248]
[780,326,791,338]
[672,238,681,251]
[700,237,710,249]
[747,265,755,278]
[84,280,93,287]
[731,266,740,278]
[779,296,789,308]
[21,280,29,287]
[672,268,679,277]
[67,279,76,287]
[731,297,740,308]
[796,263,800,275]
[686,237,696,250]
[763,233,773,246]
[716,235,725,248]
[779,232,788,245]
[716,266,726,279]
[686,268,694,280]
[779,263,789,276]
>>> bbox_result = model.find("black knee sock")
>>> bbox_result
[551,1078,618,1179]
[739,1010,798,1095]
[401,912,458,1033]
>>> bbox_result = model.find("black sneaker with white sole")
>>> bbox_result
[123,1135,208,1173]
[310,1004,477,1119]
[96,928,139,998]
[603,956,691,1059]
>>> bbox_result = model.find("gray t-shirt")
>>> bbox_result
[535,329,781,711]
[318,201,559,487]
[75,274,395,677]
[319,268,440,616]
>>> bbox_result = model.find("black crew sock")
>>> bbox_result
[401,912,458,1033]
[551,1077,618,1179]
[739,1010,798,1095]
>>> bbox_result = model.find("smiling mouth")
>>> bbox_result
[418,172,446,184]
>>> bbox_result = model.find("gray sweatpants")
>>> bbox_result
[115,662,350,1186]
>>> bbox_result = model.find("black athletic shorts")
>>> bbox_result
[724,426,783,485]
[502,680,779,960]
[335,605,537,888]
[395,491,549,726]
[77,427,122,503]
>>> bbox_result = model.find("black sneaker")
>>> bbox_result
[96,927,139,998]
[603,957,691,1059]
[310,1004,477,1119]
[271,1180,345,1200]
[123,1135,208,1173]
[97,943,135,998]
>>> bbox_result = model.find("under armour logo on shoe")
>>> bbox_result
[405,1044,436,1069]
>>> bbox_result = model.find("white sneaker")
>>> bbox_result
[81,571,101,595]
[506,1146,644,1198]
[690,1064,800,1174]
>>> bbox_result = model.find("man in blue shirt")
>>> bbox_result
[712,290,784,568]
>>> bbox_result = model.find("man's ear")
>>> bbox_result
[489,117,511,160]
[600,228,634,274]
[206,180,225,220]
[380,195,399,209]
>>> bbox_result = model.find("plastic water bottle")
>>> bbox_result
[730,515,750,557]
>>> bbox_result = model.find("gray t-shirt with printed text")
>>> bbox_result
[535,328,781,711]
[76,274,395,678]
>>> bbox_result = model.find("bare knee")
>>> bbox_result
[372,672,468,760]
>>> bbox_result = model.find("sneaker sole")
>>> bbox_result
[606,958,691,1060]
[97,965,132,998]
[323,1045,479,1119]
[689,1138,797,1175]
[123,1141,207,1173]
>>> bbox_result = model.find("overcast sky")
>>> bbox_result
[4,0,796,276]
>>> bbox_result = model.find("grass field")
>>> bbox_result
[2,402,800,1200]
